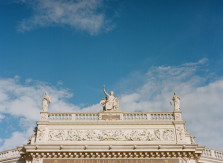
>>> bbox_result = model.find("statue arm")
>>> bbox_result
[103,86,109,96]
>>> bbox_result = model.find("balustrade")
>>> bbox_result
[123,113,147,120]
[150,113,174,120]
[48,113,72,120]
[74,113,99,120]
[48,113,99,121]
[0,149,20,161]
[48,112,175,121]
[202,148,223,160]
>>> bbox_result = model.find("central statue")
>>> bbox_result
[100,85,120,111]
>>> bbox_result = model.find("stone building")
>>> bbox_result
[0,90,223,163]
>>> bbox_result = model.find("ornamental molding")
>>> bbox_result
[47,129,175,142]
[27,151,202,160]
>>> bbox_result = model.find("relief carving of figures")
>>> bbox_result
[154,129,161,141]
[49,130,66,141]
[176,127,185,141]
[37,128,45,142]
[163,129,174,141]
[170,92,181,112]
[48,129,175,142]
[42,92,51,112]
[100,85,120,111]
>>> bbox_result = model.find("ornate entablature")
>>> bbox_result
[0,88,223,163]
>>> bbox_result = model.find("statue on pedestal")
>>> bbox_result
[100,86,120,111]
[170,92,181,112]
[42,92,51,112]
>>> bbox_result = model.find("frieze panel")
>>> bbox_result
[176,127,185,142]
[48,129,175,141]
[37,128,45,142]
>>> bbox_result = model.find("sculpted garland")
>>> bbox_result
[47,129,175,142]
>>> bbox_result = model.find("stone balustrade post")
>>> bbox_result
[71,113,76,120]
[173,111,182,121]
[40,112,48,121]
[211,149,215,157]
[147,114,151,120]
[120,112,123,120]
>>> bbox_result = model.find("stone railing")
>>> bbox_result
[150,113,175,120]
[0,148,21,161]
[202,148,223,160]
[123,112,174,120]
[48,113,99,120]
[123,113,147,120]
[48,112,175,121]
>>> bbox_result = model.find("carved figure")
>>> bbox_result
[190,135,196,144]
[37,128,45,142]
[163,129,174,141]
[100,85,120,111]
[170,92,181,111]
[154,129,161,141]
[48,129,175,142]
[176,127,184,141]
[42,92,51,112]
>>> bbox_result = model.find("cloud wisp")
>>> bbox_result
[17,0,111,35]
[0,58,223,151]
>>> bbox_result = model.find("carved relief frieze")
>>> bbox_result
[36,127,48,142]
[48,129,175,141]
[176,127,185,142]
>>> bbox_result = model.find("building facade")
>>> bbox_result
[0,91,223,163]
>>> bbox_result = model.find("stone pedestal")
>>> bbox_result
[40,112,48,121]
[174,111,182,121]
[99,111,123,120]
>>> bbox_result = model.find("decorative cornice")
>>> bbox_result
[24,150,202,160]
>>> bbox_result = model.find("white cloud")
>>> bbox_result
[0,77,80,120]
[17,0,112,35]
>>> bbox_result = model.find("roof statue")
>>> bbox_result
[42,92,51,112]
[100,85,120,111]
[170,92,181,112]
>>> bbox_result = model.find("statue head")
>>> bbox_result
[110,91,114,96]
[174,92,176,95]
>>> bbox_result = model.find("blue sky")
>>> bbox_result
[0,0,223,151]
